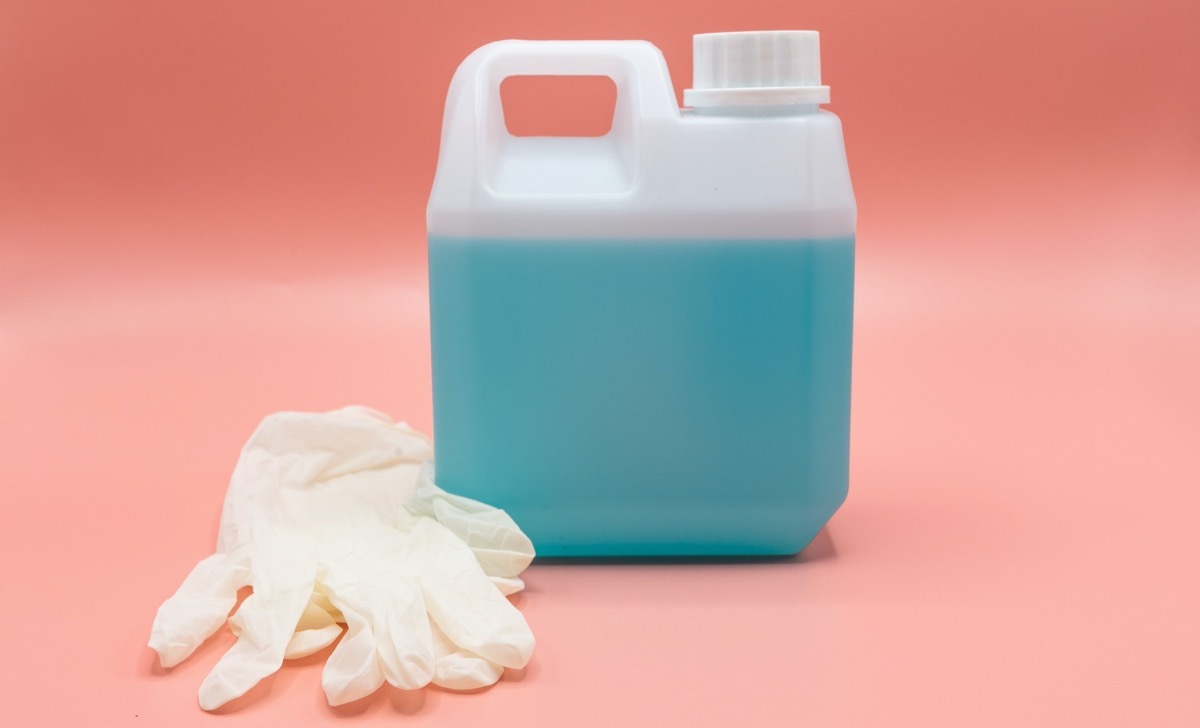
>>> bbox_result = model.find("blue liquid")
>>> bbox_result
[428,235,854,556]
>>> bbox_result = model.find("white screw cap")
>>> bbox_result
[684,31,831,108]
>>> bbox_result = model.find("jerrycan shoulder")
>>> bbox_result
[426,33,856,557]
[427,36,856,241]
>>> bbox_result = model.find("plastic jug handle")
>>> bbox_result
[432,40,678,197]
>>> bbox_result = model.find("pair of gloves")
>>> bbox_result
[149,407,535,710]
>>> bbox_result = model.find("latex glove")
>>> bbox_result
[148,406,535,709]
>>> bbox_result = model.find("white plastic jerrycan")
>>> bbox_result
[427,32,856,556]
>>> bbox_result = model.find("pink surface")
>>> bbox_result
[2,1,1198,725]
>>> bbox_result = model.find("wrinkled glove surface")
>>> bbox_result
[149,406,535,710]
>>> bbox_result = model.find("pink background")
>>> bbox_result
[2,1,1198,725]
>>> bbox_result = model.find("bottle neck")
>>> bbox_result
[686,103,821,118]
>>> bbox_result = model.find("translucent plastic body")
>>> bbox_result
[429,235,854,556]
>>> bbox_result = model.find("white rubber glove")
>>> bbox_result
[148,406,535,710]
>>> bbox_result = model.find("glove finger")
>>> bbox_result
[325,569,436,692]
[411,519,535,670]
[319,588,386,706]
[490,576,525,597]
[282,594,343,660]
[411,463,535,583]
[375,576,436,691]
[196,580,311,711]
[149,552,248,668]
[429,617,504,691]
